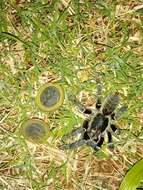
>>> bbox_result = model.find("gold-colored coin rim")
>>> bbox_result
[35,83,65,112]
[21,119,49,144]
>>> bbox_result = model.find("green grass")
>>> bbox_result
[0,0,143,189]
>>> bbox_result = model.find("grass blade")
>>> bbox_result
[119,159,143,190]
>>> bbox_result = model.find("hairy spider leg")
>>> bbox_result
[59,120,89,150]
[61,127,85,143]
[82,120,89,129]
[86,136,104,151]
[110,124,118,132]
[59,139,86,150]
[102,94,120,115]
[82,120,91,140]
[96,136,104,148]
[86,140,98,150]
[61,119,89,143]
[76,100,92,114]
[107,131,114,148]
[70,95,92,114]
[111,106,127,120]
[96,81,103,109]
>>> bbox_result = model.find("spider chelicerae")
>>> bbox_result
[59,80,127,151]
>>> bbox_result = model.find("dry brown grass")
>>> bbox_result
[0,0,143,189]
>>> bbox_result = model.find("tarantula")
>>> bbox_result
[59,81,127,151]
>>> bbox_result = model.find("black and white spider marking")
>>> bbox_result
[59,80,127,151]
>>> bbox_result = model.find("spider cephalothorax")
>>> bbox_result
[59,81,127,151]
